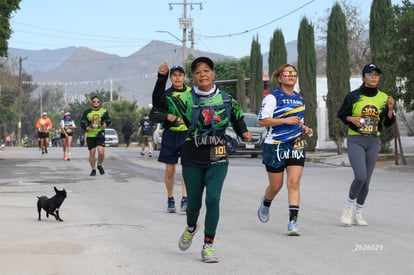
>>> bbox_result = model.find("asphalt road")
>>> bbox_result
[0,146,413,275]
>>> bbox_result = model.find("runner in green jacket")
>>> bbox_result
[153,57,252,263]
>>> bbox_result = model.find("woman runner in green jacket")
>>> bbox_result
[152,57,252,263]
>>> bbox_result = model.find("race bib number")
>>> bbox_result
[293,138,307,151]
[359,119,378,136]
[210,145,227,162]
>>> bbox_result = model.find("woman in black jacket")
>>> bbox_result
[337,63,395,227]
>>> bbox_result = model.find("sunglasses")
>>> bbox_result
[280,71,298,77]
[366,72,381,78]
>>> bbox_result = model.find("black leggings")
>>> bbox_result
[346,135,380,205]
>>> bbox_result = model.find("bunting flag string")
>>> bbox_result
[22,72,157,87]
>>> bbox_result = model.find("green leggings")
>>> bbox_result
[182,164,228,239]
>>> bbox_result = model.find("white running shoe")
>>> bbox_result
[340,207,353,226]
[355,212,368,226]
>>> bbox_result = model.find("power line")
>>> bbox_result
[197,0,315,39]
[12,21,146,42]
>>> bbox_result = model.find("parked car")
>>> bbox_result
[225,113,267,158]
[153,123,164,151]
[104,128,119,147]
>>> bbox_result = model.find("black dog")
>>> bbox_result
[37,186,67,222]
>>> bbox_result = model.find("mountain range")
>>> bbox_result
[8,40,298,107]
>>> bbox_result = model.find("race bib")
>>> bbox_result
[210,145,227,162]
[40,126,49,133]
[358,118,378,136]
[293,138,307,151]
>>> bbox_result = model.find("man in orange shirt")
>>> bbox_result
[36,112,53,154]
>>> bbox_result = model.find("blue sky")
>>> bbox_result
[9,0,403,58]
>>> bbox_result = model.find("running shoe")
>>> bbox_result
[67,157,71,161]
[257,196,270,223]
[149,151,152,157]
[340,207,353,226]
[97,165,105,175]
[201,245,219,263]
[167,198,176,213]
[63,155,67,161]
[180,197,188,212]
[90,169,96,176]
[178,224,198,251]
[287,219,300,236]
[355,212,368,226]
[44,148,48,154]
[140,152,145,156]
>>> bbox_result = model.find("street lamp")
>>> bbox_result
[156,30,185,67]
[156,30,182,42]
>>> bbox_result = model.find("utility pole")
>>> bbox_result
[189,27,195,56]
[17,57,27,147]
[169,0,202,66]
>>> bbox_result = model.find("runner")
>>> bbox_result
[80,96,111,176]
[60,112,76,161]
[35,112,53,154]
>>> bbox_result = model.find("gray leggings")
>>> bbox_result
[346,135,380,205]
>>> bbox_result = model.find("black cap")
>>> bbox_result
[362,63,382,76]
[169,65,185,75]
[191,57,214,72]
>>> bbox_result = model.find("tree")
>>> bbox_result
[316,0,369,75]
[0,0,21,57]
[0,88,17,137]
[370,0,396,151]
[186,57,250,105]
[109,99,140,135]
[268,29,287,91]
[249,36,263,114]
[0,60,17,137]
[393,0,414,112]
[326,3,350,154]
[236,67,247,111]
[213,59,249,99]
[0,58,36,141]
[237,56,250,110]
[297,17,318,151]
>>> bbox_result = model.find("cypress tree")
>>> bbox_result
[237,67,247,111]
[370,0,396,151]
[268,29,287,91]
[326,3,350,154]
[249,36,263,114]
[297,17,318,151]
